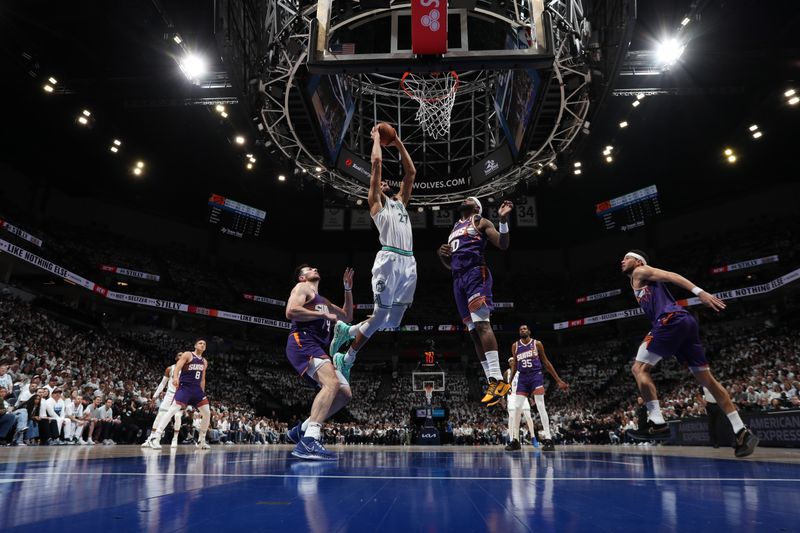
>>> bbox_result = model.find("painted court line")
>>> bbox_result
[0,472,796,482]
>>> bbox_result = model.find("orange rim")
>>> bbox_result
[400,71,459,104]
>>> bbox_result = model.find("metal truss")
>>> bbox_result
[258,0,590,206]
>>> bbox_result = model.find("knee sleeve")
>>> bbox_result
[470,305,491,324]
[359,306,392,337]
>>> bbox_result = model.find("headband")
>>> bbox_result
[625,252,647,265]
[466,196,482,215]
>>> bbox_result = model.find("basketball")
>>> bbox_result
[377,122,397,146]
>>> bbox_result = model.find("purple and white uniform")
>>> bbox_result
[634,279,708,369]
[448,216,494,323]
[513,339,544,396]
[174,352,208,407]
[285,292,334,383]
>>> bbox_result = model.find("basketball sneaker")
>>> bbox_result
[504,439,521,451]
[481,378,511,403]
[333,352,353,382]
[146,436,162,450]
[542,440,555,452]
[170,438,179,449]
[329,321,355,358]
[734,427,758,458]
[286,422,305,444]
[196,441,211,450]
[291,436,337,461]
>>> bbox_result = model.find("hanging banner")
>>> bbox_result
[411,0,447,55]
[0,218,43,247]
[432,209,454,228]
[322,208,345,230]
[515,196,538,227]
[554,267,800,330]
[711,255,779,274]
[100,264,160,282]
[243,293,286,306]
[350,209,372,230]
[576,288,622,304]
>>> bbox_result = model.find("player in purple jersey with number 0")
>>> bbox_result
[285,264,354,460]
[437,196,514,406]
[622,250,758,457]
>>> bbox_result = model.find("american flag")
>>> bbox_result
[330,42,355,54]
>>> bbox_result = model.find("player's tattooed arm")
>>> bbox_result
[437,244,452,270]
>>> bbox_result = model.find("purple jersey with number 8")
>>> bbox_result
[180,352,205,386]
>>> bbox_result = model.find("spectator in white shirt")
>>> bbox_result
[0,365,13,391]
[64,394,86,443]
[39,388,65,444]
[96,398,119,444]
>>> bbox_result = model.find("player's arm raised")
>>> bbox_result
[437,244,452,270]
[368,126,384,216]
[172,352,192,389]
[285,284,338,322]
[392,136,416,206]
[537,341,568,390]
[326,267,355,322]
[482,200,513,250]
[633,265,726,312]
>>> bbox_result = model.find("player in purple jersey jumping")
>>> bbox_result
[622,250,758,457]
[285,264,354,460]
[437,196,514,406]
[145,338,211,450]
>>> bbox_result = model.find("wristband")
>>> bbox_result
[691,286,703,296]
[344,286,352,292]
[498,222,509,234]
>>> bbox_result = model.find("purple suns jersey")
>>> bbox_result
[448,216,487,273]
[515,339,543,375]
[180,352,205,385]
[289,292,333,346]
[633,280,685,326]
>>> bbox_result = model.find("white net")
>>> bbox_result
[401,71,459,140]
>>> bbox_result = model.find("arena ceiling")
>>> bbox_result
[0,0,798,250]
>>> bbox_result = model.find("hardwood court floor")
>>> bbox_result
[0,444,798,532]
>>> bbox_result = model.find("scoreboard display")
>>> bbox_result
[595,185,661,232]
[207,194,266,238]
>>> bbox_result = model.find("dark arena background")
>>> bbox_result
[1,0,799,531]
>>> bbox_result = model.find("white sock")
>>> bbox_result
[485,351,502,381]
[301,418,311,432]
[480,360,490,380]
[727,411,745,434]
[348,324,360,337]
[646,400,666,425]
[344,347,357,365]
[305,422,322,440]
[534,395,552,440]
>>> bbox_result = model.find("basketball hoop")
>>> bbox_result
[401,71,459,140]
[423,382,434,404]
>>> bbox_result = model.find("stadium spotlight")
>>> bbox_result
[315,166,323,172]
[179,53,207,81]
[632,100,641,108]
[133,167,143,176]
[637,93,645,100]
[173,34,182,44]
[785,89,796,98]
[605,155,614,163]
[246,163,253,170]
[48,77,58,85]
[748,124,759,132]
[136,161,145,169]
[431,205,441,211]
[789,96,800,106]
[656,38,685,67]
[727,155,737,163]
[619,121,628,128]
[417,206,424,213]
[43,84,54,93]
[356,198,364,206]
[278,174,286,181]
[82,109,91,117]
[249,157,256,163]
[752,131,763,139]
[77,116,88,125]
[114,139,122,146]
[680,17,691,26]
[235,135,245,145]
[724,148,733,156]
[220,111,229,118]
[574,162,582,168]
[536,169,543,175]
[215,104,225,113]
[110,146,118,153]
[574,169,582,175]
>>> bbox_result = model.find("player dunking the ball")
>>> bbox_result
[621,250,758,457]
[145,339,211,450]
[285,265,354,460]
[329,123,417,379]
[438,197,514,405]
[506,325,568,451]
[141,352,183,449]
